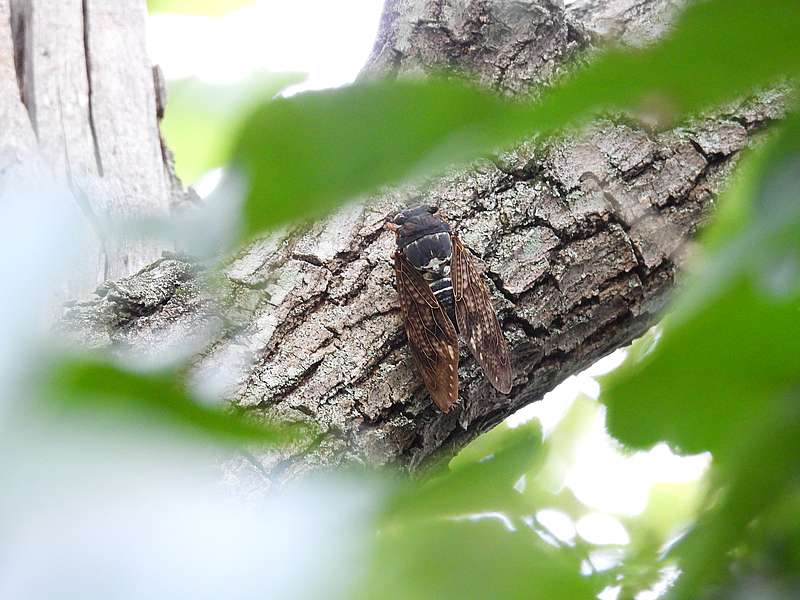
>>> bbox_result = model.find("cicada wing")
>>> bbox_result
[394,251,460,412]
[450,234,512,394]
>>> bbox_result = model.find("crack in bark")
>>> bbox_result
[58,85,110,281]
[81,0,104,176]
[9,0,35,134]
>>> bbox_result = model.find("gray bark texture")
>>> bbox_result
[54,0,787,488]
[0,0,181,304]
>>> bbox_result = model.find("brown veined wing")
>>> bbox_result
[450,234,512,394]
[394,250,460,412]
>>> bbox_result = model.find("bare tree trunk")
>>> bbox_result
[55,0,786,487]
[0,0,179,304]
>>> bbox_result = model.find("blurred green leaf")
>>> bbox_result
[234,78,508,234]
[614,480,705,597]
[448,420,536,472]
[360,420,603,600]
[602,278,800,458]
[232,0,800,234]
[43,358,304,445]
[147,0,254,15]
[671,397,800,599]
[360,519,600,600]
[600,115,800,597]
[386,421,543,522]
[636,480,705,544]
[162,73,304,183]
[602,115,800,461]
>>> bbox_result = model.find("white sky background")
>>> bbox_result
[146,0,710,565]
[148,0,385,91]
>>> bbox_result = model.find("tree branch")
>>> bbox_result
[57,0,788,487]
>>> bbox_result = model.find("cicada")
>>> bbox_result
[386,205,512,412]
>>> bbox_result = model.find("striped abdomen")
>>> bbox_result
[400,230,458,330]
[430,275,457,330]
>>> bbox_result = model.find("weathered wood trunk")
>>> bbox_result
[45,0,786,488]
[0,0,178,303]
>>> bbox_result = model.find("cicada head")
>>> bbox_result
[385,204,449,247]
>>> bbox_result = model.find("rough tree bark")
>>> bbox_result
[53,0,786,488]
[0,0,179,304]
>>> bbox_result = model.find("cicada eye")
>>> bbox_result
[427,205,439,214]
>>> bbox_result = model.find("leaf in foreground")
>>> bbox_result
[602,115,800,461]
[43,358,303,445]
[231,0,800,235]
[161,73,304,183]
[360,422,603,600]
[601,115,800,597]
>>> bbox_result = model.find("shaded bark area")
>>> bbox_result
[57,0,787,488]
[361,0,689,92]
[361,0,587,93]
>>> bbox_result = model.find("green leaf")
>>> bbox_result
[161,73,304,183]
[359,519,600,600]
[601,115,800,461]
[231,0,800,234]
[43,358,305,445]
[386,421,543,522]
[671,399,800,599]
[147,0,254,15]
[360,421,601,600]
[448,421,537,472]
[602,277,800,458]
[233,78,509,234]
[599,115,800,597]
